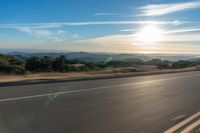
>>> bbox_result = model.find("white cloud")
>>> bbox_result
[17,27,52,38]
[15,25,200,44]
[163,33,200,42]
[79,34,134,45]
[139,0,200,16]
[79,30,200,46]
[0,23,62,29]
[0,20,186,29]
[120,28,138,32]
[77,33,200,54]
[164,28,200,34]
[71,34,79,39]
[16,27,68,42]
[93,13,119,16]
[120,27,200,34]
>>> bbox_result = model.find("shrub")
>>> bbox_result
[0,54,25,74]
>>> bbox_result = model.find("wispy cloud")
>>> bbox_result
[0,20,184,42]
[139,0,200,16]
[0,23,62,29]
[120,28,138,32]
[93,13,119,16]
[71,34,79,39]
[79,34,134,45]
[164,28,200,34]
[77,32,200,54]
[0,20,185,29]
[120,27,200,35]
[16,27,69,42]
[17,27,52,38]
[79,29,200,46]
[163,33,200,42]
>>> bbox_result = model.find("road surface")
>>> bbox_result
[0,71,200,133]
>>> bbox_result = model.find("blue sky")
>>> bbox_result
[0,0,200,54]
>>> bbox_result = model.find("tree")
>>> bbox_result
[25,57,41,72]
[147,59,162,65]
[52,55,68,72]
[40,56,53,71]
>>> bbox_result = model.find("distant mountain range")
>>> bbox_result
[3,51,200,62]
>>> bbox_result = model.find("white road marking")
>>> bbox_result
[164,112,200,133]
[172,114,187,121]
[0,74,199,103]
[0,79,167,102]
[180,119,200,133]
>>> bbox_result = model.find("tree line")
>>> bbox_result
[0,53,199,74]
[0,54,99,74]
[146,59,199,69]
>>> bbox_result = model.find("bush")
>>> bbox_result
[157,62,170,69]
[25,57,41,72]
[171,60,191,69]
[0,54,25,74]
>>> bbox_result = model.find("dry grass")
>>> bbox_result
[0,66,198,83]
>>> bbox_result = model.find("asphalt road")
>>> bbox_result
[0,71,200,133]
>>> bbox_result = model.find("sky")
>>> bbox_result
[0,0,200,54]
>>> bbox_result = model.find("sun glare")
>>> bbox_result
[136,25,163,43]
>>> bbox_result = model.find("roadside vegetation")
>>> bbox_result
[0,53,200,74]
[0,54,26,74]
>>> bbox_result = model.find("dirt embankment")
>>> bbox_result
[0,66,199,84]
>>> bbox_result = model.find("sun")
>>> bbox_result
[136,25,163,43]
